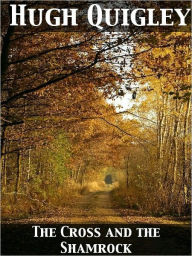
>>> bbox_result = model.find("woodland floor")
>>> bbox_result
[2,191,190,225]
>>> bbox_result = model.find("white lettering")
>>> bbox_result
[10,4,26,26]
[175,8,190,26]
[161,9,174,26]
[88,4,103,29]
[131,9,146,26]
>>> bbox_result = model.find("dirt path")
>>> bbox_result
[2,191,191,255]
[2,191,190,225]
[75,191,127,223]
[3,191,125,224]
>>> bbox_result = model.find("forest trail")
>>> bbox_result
[3,191,125,224]
[2,191,190,225]
[2,191,190,256]
[73,191,127,224]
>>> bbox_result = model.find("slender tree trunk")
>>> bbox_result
[2,142,9,192]
[172,101,183,194]
[182,99,191,205]
[1,126,7,157]
[1,5,14,80]
[80,167,86,185]
[14,151,21,202]
[80,161,88,185]
[125,155,130,202]
[28,148,31,181]
[75,165,81,183]
[126,156,129,190]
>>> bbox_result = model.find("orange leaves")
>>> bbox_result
[132,32,191,99]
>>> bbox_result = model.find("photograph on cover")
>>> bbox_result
[1,0,191,255]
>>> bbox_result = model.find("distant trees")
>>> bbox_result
[118,32,191,215]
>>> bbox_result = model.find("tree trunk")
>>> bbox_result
[14,151,21,202]
[172,100,183,194]
[2,142,9,192]
[1,5,14,80]
[126,156,129,190]
[182,99,191,205]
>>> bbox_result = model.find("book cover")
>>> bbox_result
[1,0,191,255]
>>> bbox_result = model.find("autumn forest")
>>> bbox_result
[1,3,191,223]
